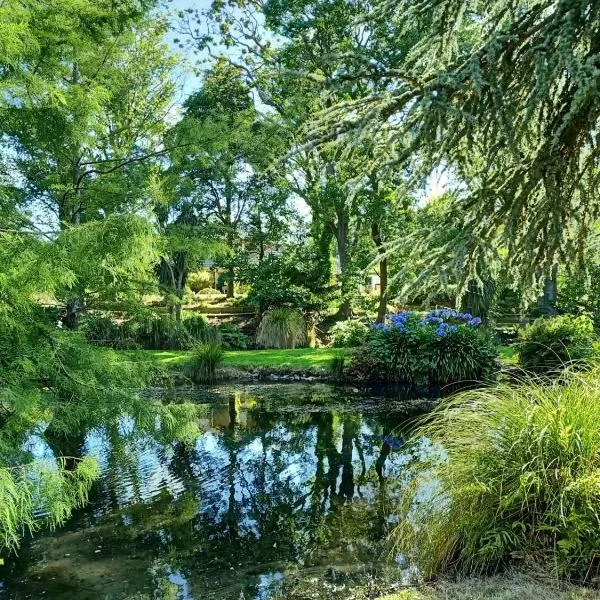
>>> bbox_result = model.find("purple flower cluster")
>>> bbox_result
[370,307,483,339]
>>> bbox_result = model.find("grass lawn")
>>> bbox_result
[126,347,346,370]
[125,344,521,372]
[498,344,518,365]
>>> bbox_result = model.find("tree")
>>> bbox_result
[183,0,417,318]
[167,61,291,297]
[305,0,600,289]
[3,14,177,327]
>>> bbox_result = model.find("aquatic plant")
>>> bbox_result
[395,367,600,581]
[186,343,224,383]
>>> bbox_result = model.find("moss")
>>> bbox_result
[378,574,598,600]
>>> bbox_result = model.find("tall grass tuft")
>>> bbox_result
[257,308,306,349]
[186,342,224,384]
[395,367,600,582]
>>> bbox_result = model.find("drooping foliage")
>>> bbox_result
[305,0,600,290]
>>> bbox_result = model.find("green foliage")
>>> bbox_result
[257,308,307,349]
[217,323,250,350]
[329,355,347,381]
[518,315,596,373]
[395,369,600,581]
[0,456,100,554]
[185,343,224,384]
[329,320,369,348]
[243,242,333,314]
[81,313,137,349]
[187,270,211,292]
[348,312,498,387]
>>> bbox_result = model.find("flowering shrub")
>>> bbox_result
[347,308,497,388]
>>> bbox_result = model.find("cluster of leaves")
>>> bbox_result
[329,320,369,348]
[518,315,597,373]
[242,241,334,314]
[396,368,600,581]
[348,309,497,387]
[217,322,250,350]
[82,312,218,351]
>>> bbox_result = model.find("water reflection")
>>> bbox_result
[0,383,429,600]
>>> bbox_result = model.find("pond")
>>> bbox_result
[0,383,435,600]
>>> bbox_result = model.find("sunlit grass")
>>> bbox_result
[126,347,346,370]
[394,365,600,580]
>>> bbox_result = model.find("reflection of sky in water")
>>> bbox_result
[8,387,434,600]
[77,407,420,538]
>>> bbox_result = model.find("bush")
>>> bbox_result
[185,343,224,383]
[217,322,250,350]
[329,320,369,347]
[395,368,600,581]
[257,308,306,349]
[347,309,498,387]
[82,313,137,349]
[187,270,212,293]
[518,315,596,373]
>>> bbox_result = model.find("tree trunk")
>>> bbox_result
[333,210,352,320]
[227,268,235,298]
[537,264,558,315]
[371,222,388,323]
[60,62,84,330]
[63,298,81,330]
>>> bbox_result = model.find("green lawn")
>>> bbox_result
[499,344,518,365]
[126,345,520,371]
[126,347,346,370]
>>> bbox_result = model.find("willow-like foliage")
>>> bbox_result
[307,0,600,285]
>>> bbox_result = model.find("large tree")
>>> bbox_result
[305,0,600,293]
[2,12,177,327]
[167,61,291,298]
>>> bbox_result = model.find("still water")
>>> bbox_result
[0,383,434,599]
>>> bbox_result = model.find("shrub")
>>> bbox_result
[133,313,188,350]
[187,270,212,292]
[518,314,596,373]
[329,320,369,347]
[329,355,347,381]
[217,322,250,350]
[182,314,210,340]
[347,309,497,387]
[395,368,600,581]
[185,343,224,384]
[82,313,137,349]
[257,308,306,349]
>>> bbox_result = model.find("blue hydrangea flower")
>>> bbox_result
[435,323,457,337]
[371,323,390,332]
[421,314,444,325]
[467,317,482,327]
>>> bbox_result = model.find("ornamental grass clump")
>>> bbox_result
[395,367,600,581]
[347,308,497,387]
[257,308,306,349]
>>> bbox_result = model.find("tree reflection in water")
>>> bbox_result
[0,383,430,600]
